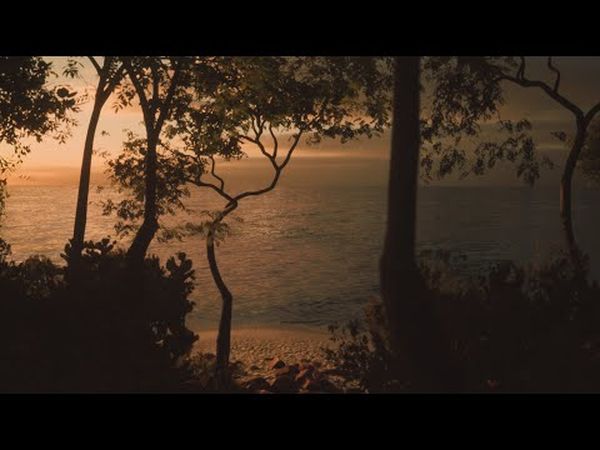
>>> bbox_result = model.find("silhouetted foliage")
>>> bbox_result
[325,251,600,393]
[0,239,198,392]
[0,57,79,172]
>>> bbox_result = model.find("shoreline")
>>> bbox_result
[193,325,338,387]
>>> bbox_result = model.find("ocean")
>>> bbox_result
[2,159,600,331]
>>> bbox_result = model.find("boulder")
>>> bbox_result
[269,358,286,370]
[244,377,270,392]
[270,375,297,393]
[295,367,315,384]
[274,364,299,378]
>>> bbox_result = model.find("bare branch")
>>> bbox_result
[497,72,583,119]
[279,131,303,170]
[547,56,561,92]
[154,60,182,138]
[88,56,102,75]
[517,56,526,80]
[233,130,304,204]
[103,62,126,97]
[268,125,279,159]
[122,58,152,129]
[209,155,226,191]
[585,101,600,124]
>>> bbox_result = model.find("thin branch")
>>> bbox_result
[122,58,152,130]
[88,56,102,75]
[188,177,234,204]
[268,125,279,159]
[497,72,583,119]
[517,56,526,79]
[233,130,304,203]
[209,155,226,191]
[585,101,600,124]
[103,62,126,97]
[154,60,182,138]
[547,56,561,92]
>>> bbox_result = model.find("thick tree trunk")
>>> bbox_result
[380,56,461,392]
[381,56,421,341]
[70,81,108,267]
[560,124,586,266]
[206,230,233,389]
[126,134,159,264]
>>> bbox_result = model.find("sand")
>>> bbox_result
[193,326,336,379]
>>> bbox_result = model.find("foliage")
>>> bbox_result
[0,239,199,392]
[100,131,192,240]
[0,56,79,173]
[325,251,600,393]
[420,57,554,186]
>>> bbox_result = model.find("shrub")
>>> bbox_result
[0,238,199,393]
[324,251,600,393]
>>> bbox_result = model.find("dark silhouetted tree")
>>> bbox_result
[421,57,600,262]
[69,57,125,269]
[113,57,200,265]
[0,57,78,258]
[167,56,391,386]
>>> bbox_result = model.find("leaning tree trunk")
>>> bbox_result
[70,79,108,270]
[126,134,159,265]
[560,123,586,268]
[206,226,234,389]
[380,56,461,392]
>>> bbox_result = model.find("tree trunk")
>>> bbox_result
[70,80,108,268]
[381,56,421,339]
[560,124,586,266]
[206,229,233,389]
[380,56,461,392]
[126,134,159,264]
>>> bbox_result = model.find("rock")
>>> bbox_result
[257,389,272,394]
[321,368,345,377]
[270,375,297,393]
[319,378,342,393]
[244,377,270,392]
[295,367,315,384]
[274,364,299,378]
[302,379,322,392]
[249,365,260,371]
[269,358,286,370]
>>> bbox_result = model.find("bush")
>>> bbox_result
[324,251,600,393]
[0,238,199,393]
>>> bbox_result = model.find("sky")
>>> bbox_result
[4,56,600,187]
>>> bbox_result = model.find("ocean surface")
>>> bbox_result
[2,171,600,331]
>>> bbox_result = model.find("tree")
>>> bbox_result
[116,57,190,265]
[421,57,600,263]
[167,56,391,386]
[381,57,463,392]
[0,57,78,260]
[579,117,600,185]
[68,57,125,270]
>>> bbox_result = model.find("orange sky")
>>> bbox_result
[4,56,600,186]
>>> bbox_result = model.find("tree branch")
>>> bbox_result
[585,101,600,124]
[268,124,279,159]
[209,155,226,191]
[233,130,303,203]
[547,56,561,92]
[88,56,102,75]
[497,71,583,119]
[154,60,182,139]
[122,58,152,130]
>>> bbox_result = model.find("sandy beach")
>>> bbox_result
[194,326,333,367]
